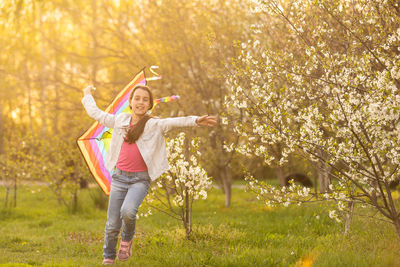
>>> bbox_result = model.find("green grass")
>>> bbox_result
[0,184,399,266]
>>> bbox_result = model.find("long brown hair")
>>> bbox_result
[124,85,154,144]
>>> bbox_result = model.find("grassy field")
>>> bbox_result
[0,183,399,266]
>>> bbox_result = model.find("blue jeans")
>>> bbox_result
[103,169,150,259]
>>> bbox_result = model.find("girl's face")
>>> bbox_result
[130,88,151,116]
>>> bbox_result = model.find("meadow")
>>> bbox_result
[0,184,399,266]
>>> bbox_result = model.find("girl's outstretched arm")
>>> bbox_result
[81,85,116,129]
[157,115,217,134]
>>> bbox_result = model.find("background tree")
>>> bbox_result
[224,0,400,239]
[1,0,290,209]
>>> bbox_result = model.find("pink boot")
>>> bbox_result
[102,258,114,265]
[117,240,132,261]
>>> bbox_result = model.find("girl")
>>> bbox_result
[82,85,217,265]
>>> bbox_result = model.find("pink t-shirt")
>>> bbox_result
[116,126,148,172]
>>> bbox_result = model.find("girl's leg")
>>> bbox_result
[103,179,128,260]
[120,180,150,242]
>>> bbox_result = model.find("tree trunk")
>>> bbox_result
[53,61,60,135]
[90,0,98,87]
[13,176,17,207]
[39,3,47,136]
[73,189,78,212]
[312,160,319,198]
[344,201,354,235]
[23,62,33,133]
[394,217,400,244]
[317,149,331,193]
[220,166,232,207]
[4,187,9,207]
[319,161,331,193]
[276,165,286,187]
[0,104,3,154]
[183,188,191,239]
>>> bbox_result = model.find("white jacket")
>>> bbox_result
[81,94,199,181]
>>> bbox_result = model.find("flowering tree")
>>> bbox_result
[142,132,212,239]
[37,137,89,211]
[224,0,400,239]
[12,134,89,211]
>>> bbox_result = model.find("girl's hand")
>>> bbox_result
[196,115,217,127]
[83,85,96,96]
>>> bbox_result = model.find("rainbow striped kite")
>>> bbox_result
[77,68,178,195]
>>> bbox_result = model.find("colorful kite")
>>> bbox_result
[77,68,178,195]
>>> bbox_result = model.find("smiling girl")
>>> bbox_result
[81,85,216,265]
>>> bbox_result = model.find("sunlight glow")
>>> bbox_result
[11,110,18,119]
